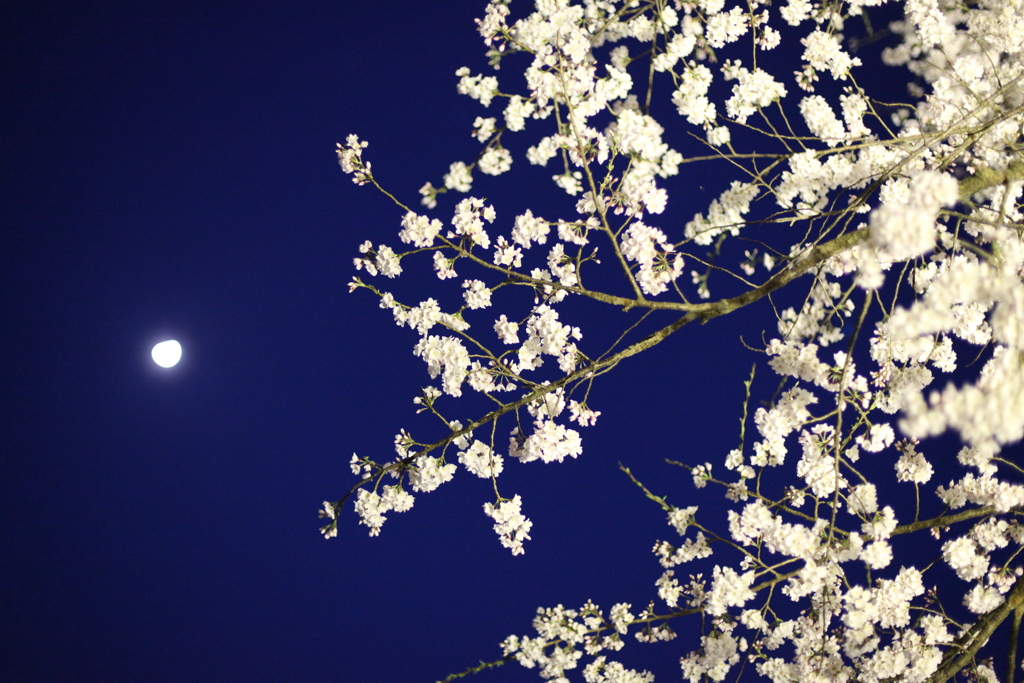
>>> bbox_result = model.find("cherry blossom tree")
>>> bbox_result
[324,1,1024,681]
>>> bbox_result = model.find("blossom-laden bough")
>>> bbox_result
[326,0,1024,681]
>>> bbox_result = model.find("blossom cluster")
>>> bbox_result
[334,194,598,546]
[331,0,1024,680]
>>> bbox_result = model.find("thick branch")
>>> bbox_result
[958,161,1024,200]
[892,506,1000,536]
[928,572,1024,683]
[1007,601,1022,683]
[692,229,868,323]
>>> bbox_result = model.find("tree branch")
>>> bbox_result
[928,572,1024,683]
[958,161,1024,200]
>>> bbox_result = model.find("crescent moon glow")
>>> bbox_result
[152,340,182,368]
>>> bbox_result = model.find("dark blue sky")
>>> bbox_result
[3,1,1014,682]
[0,1,724,680]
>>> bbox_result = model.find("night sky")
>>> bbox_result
[2,1,1017,682]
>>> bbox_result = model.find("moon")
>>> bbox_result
[151,340,182,368]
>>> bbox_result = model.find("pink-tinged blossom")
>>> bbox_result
[724,65,787,124]
[692,463,712,488]
[354,485,414,537]
[620,221,683,295]
[413,335,470,397]
[443,161,473,192]
[943,536,988,581]
[801,31,861,81]
[905,0,953,47]
[609,109,668,162]
[319,501,338,539]
[800,95,845,144]
[667,506,699,535]
[526,386,565,420]
[796,428,845,497]
[526,136,559,166]
[459,440,504,478]
[902,347,1024,454]
[474,0,508,47]
[867,204,938,263]
[349,453,372,477]
[484,495,532,555]
[656,570,683,607]
[509,417,582,464]
[568,400,600,427]
[478,146,513,176]
[399,211,443,248]
[971,518,1010,552]
[705,7,749,48]
[504,95,536,132]
[511,209,550,248]
[513,305,581,372]
[472,116,496,142]
[957,445,998,477]
[860,171,959,288]
[493,235,523,268]
[706,565,756,615]
[402,298,450,335]
[654,532,714,567]
[653,33,696,71]
[685,181,759,246]
[582,658,653,683]
[766,339,829,386]
[847,483,878,516]
[553,172,584,195]
[965,584,1004,614]
[752,387,817,466]
[353,489,386,536]
[336,134,372,185]
[895,441,933,483]
[451,197,495,248]
[408,455,456,493]
[780,0,813,24]
[862,506,898,541]
[672,65,716,126]
[462,279,492,309]
[728,500,775,546]
[432,251,457,280]
[494,314,520,344]
[455,67,498,107]
[857,423,894,452]
[418,181,439,209]
[681,631,741,683]
[353,243,401,278]
[861,540,893,569]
